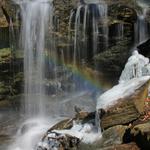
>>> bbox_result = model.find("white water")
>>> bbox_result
[8,118,59,150]
[19,0,53,117]
[7,0,150,149]
[8,1,55,150]
[135,1,149,44]
[69,1,108,65]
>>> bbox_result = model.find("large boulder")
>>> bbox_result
[97,76,150,130]
[99,125,127,147]
[130,122,150,150]
[99,143,140,150]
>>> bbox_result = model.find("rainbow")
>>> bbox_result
[45,50,113,91]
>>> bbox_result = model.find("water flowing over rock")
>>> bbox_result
[69,0,108,65]
[18,0,53,116]
[37,132,80,150]
[1,0,150,150]
[135,0,149,44]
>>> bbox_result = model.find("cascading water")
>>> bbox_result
[138,9,148,43]
[8,1,102,149]
[19,0,53,117]
[135,1,149,44]
[68,0,108,135]
[7,0,56,150]
[69,0,108,66]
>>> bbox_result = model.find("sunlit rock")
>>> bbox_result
[97,76,150,130]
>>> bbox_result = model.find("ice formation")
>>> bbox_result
[96,76,150,110]
[119,50,150,83]
[36,122,101,150]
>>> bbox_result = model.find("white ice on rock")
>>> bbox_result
[96,76,150,110]
[37,121,101,150]
[97,50,150,110]
[53,122,101,144]
[119,50,150,83]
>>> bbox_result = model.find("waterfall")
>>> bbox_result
[18,0,53,117]
[135,1,149,44]
[138,9,148,43]
[69,1,108,66]
[117,23,124,39]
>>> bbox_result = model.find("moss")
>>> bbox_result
[0,82,9,95]
[0,48,12,64]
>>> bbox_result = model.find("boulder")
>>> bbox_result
[99,143,140,150]
[47,111,95,133]
[79,141,139,150]
[97,77,150,130]
[47,118,74,132]
[99,125,127,147]
[37,131,80,150]
[130,122,150,150]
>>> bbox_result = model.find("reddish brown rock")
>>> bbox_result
[100,142,140,150]
[101,79,150,130]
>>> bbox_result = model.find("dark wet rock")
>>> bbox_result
[47,111,95,133]
[48,119,74,132]
[121,121,150,150]
[94,39,131,76]
[137,39,150,59]
[79,141,139,150]
[99,78,150,130]
[0,0,19,25]
[53,0,74,36]
[130,122,150,150]
[37,131,80,150]
[99,125,127,147]
[108,4,137,23]
[0,82,9,100]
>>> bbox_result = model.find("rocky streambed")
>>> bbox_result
[35,76,150,150]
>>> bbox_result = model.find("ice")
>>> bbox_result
[97,76,150,110]
[119,50,150,83]
[53,122,101,144]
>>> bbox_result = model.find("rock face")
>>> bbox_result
[94,39,131,76]
[97,77,150,130]
[130,122,150,150]
[137,39,150,59]
[99,125,127,147]
[53,0,74,36]
[0,48,23,108]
